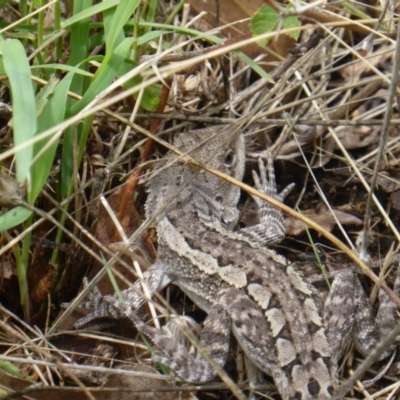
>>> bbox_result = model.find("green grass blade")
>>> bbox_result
[137,30,163,46]
[235,51,273,82]
[61,0,119,29]
[67,0,91,93]
[70,38,134,114]
[35,76,59,117]
[31,71,76,200]
[0,39,36,186]
[62,0,92,196]
[106,0,140,50]
[144,0,157,34]
[31,63,94,77]
[103,5,124,55]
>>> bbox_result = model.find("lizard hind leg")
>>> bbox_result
[121,300,231,383]
[324,264,400,365]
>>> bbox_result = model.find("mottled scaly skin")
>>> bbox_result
[73,125,399,400]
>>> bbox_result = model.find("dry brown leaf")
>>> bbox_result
[187,0,295,62]
[0,257,15,280]
[0,368,31,392]
[0,172,26,207]
[27,241,57,304]
[102,364,187,400]
[93,186,143,248]
[0,366,184,400]
[336,126,380,150]
[340,45,395,80]
[376,173,400,193]
[285,206,362,236]
[86,183,154,299]
[391,190,400,211]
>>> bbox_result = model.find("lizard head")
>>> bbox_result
[145,125,245,226]
[175,125,245,225]
[178,124,245,185]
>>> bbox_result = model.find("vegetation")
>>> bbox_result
[0,0,399,398]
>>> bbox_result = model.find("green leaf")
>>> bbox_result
[0,360,23,377]
[0,359,33,381]
[251,5,280,46]
[251,4,301,45]
[138,83,162,111]
[117,59,162,111]
[0,40,36,185]
[0,207,32,233]
[283,15,301,41]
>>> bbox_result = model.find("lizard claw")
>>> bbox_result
[60,278,101,311]
[76,277,104,310]
[62,278,121,329]
[241,153,294,245]
[251,154,294,207]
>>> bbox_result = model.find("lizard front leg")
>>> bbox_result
[241,154,294,245]
[72,261,171,328]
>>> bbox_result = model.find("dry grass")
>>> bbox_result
[0,0,400,399]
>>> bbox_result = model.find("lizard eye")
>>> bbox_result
[224,149,235,166]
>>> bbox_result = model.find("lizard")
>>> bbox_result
[69,125,399,399]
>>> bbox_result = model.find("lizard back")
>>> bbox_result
[146,125,335,399]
